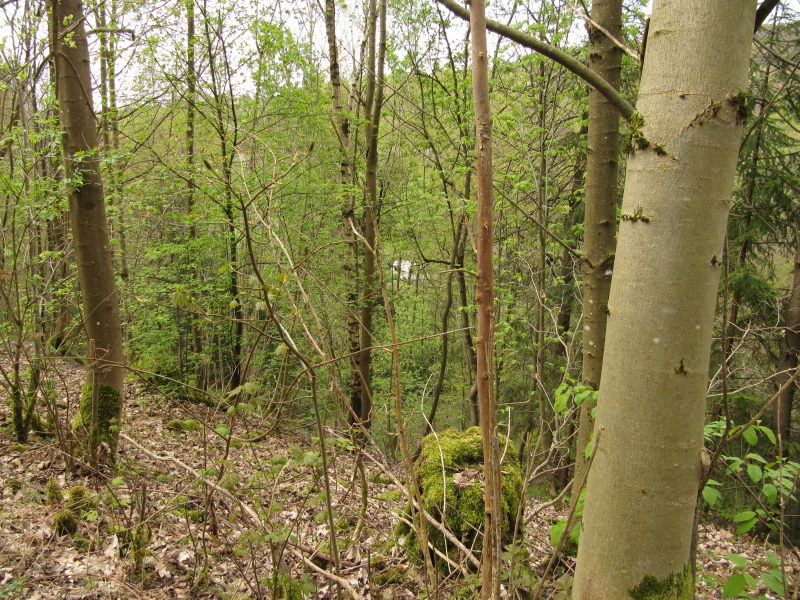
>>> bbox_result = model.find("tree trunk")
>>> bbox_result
[774,235,800,449]
[324,0,364,427]
[356,0,386,429]
[50,0,125,457]
[572,1,755,596]
[469,2,501,598]
[570,0,622,513]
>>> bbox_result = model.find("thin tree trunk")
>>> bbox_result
[184,0,205,386]
[571,0,622,513]
[50,0,125,457]
[424,218,465,434]
[572,1,755,596]
[469,2,501,598]
[774,235,800,448]
[357,0,386,428]
[324,0,362,425]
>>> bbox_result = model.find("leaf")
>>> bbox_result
[215,424,230,437]
[569,521,581,545]
[735,518,758,534]
[732,510,756,522]
[747,463,763,483]
[742,427,758,446]
[550,518,566,546]
[553,384,569,414]
[702,485,721,506]
[759,426,776,445]
[745,453,767,464]
[762,569,786,596]
[726,552,747,570]
[574,390,592,406]
[722,573,747,598]
[762,482,778,504]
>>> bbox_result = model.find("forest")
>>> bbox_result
[0,0,798,598]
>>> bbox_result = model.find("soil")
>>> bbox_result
[0,354,795,599]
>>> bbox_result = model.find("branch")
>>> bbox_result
[755,0,780,32]
[436,0,635,120]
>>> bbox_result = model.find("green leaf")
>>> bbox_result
[759,426,776,445]
[723,573,748,597]
[550,518,566,546]
[726,552,747,570]
[745,453,767,464]
[762,569,786,596]
[574,390,592,406]
[569,520,581,545]
[732,510,756,522]
[702,485,721,506]
[747,463,763,483]
[735,518,758,534]
[215,424,230,437]
[742,427,758,446]
[553,384,569,414]
[762,482,778,504]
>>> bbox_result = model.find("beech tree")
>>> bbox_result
[570,0,622,511]
[572,0,757,596]
[49,0,125,457]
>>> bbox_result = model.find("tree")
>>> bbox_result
[49,0,125,458]
[469,0,502,597]
[570,0,622,511]
[572,1,756,596]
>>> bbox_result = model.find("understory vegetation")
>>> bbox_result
[0,0,799,598]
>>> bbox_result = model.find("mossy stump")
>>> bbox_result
[396,427,523,567]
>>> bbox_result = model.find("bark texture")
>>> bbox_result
[774,237,800,448]
[469,2,501,598]
[572,1,756,597]
[323,0,362,425]
[571,0,621,510]
[50,0,125,453]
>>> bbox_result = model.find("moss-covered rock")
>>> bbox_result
[45,479,63,505]
[396,427,523,566]
[72,383,123,455]
[53,508,79,535]
[65,485,94,514]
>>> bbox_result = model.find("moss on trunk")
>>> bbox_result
[628,564,693,599]
[72,383,123,455]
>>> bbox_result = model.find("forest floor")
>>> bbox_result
[0,354,796,599]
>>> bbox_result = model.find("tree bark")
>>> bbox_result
[469,2,501,598]
[572,1,755,596]
[570,0,622,514]
[774,235,800,449]
[323,0,363,426]
[356,0,386,429]
[50,0,125,456]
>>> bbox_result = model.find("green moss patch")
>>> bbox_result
[72,383,123,455]
[53,508,79,536]
[396,427,522,567]
[629,564,693,599]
